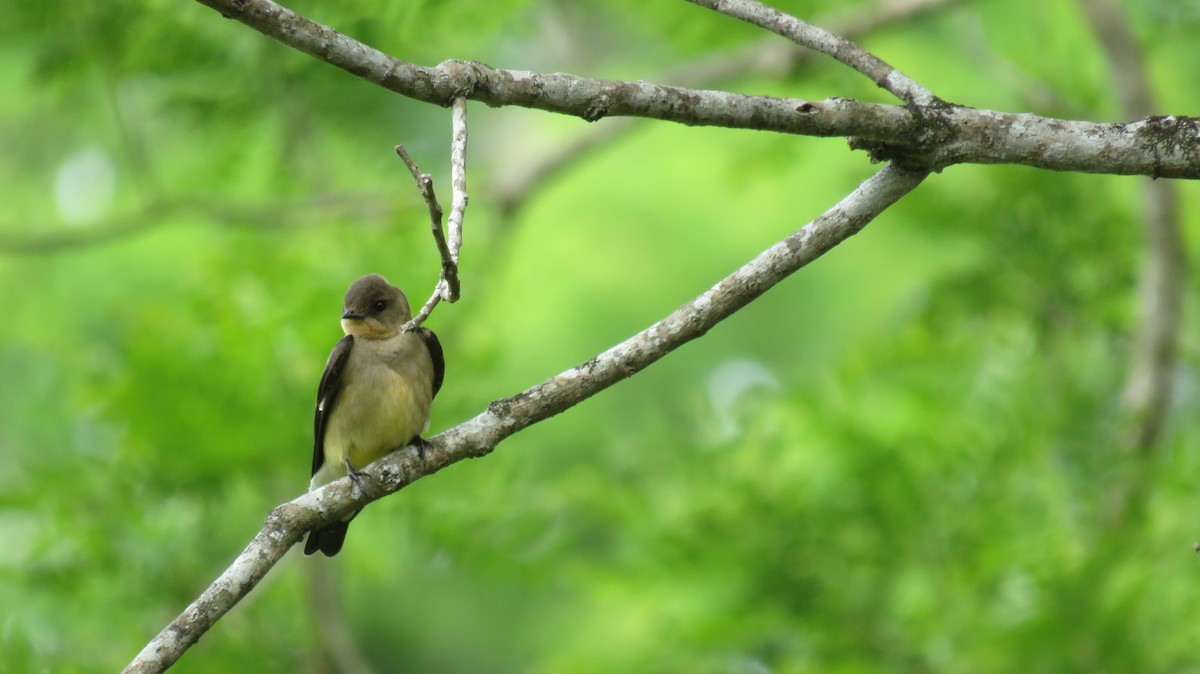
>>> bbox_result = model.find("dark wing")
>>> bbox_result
[312,335,354,477]
[418,327,445,398]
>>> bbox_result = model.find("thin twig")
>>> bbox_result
[394,146,444,224]
[394,144,453,329]
[122,162,930,674]
[685,0,939,106]
[443,97,467,302]
[407,282,444,329]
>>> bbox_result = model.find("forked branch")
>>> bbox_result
[396,97,467,331]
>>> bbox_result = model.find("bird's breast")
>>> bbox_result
[322,334,434,474]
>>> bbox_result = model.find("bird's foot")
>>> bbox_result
[342,457,367,497]
[413,435,432,462]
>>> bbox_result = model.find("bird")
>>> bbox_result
[304,273,444,557]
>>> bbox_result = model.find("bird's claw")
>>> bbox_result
[414,436,432,462]
[343,457,367,497]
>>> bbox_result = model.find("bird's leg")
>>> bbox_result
[343,457,367,497]
[412,435,432,462]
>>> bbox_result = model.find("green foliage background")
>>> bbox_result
[3,0,1200,671]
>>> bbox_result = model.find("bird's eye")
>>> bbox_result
[373,300,388,312]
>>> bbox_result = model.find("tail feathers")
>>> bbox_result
[304,522,349,557]
[303,509,362,557]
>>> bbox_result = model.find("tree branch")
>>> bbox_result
[193,0,1200,178]
[122,161,930,674]
[397,98,466,331]
[686,0,939,106]
[394,145,450,330]
[443,97,467,302]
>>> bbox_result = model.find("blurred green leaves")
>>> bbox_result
[2,0,1199,672]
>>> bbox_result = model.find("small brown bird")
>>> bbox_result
[304,274,444,557]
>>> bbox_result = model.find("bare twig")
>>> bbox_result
[685,0,939,106]
[122,162,930,674]
[194,0,1200,179]
[395,145,445,226]
[407,284,443,330]
[395,100,465,330]
[395,145,450,328]
[443,97,467,302]
[677,0,971,88]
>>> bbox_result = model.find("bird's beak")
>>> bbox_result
[342,309,365,320]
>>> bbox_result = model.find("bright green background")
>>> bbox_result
[3,0,1200,672]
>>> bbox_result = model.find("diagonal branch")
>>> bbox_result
[193,0,1200,179]
[685,0,939,106]
[121,161,930,674]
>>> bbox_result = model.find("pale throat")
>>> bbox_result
[341,318,399,340]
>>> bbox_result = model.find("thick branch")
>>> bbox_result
[193,0,1200,178]
[122,162,929,674]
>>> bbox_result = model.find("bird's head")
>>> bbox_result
[340,273,413,339]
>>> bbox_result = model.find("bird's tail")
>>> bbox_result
[304,523,349,557]
[303,509,361,557]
